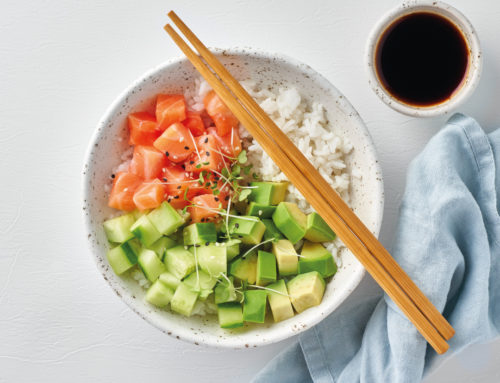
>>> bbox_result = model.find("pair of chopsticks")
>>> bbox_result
[164,11,454,354]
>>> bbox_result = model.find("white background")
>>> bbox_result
[1,0,500,381]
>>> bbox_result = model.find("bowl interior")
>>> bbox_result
[83,49,384,348]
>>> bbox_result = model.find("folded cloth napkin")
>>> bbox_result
[252,114,500,383]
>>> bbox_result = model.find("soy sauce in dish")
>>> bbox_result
[375,12,469,106]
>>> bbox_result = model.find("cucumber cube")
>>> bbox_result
[158,271,181,290]
[272,202,307,244]
[217,302,244,329]
[287,271,325,313]
[138,249,166,282]
[147,202,185,235]
[146,280,174,308]
[272,239,298,276]
[103,213,135,243]
[164,246,196,280]
[299,241,337,278]
[229,252,257,284]
[214,276,238,304]
[130,215,162,246]
[262,219,284,242]
[183,223,217,245]
[246,202,277,218]
[196,243,227,276]
[183,270,218,300]
[228,216,266,245]
[304,212,336,242]
[146,236,177,261]
[171,282,199,316]
[249,181,288,205]
[106,241,138,275]
[243,290,267,323]
[256,251,277,286]
[221,239,241,261]
[267,279,294,322]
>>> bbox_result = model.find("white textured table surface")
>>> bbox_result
[2,0,500,382]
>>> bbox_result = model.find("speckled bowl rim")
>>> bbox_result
[82,47,384,348]
[365,0,482,117]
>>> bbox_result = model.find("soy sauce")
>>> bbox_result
[375,12,469,106]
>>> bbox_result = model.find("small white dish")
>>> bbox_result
[82,48,384,348]
[365,1,482,117]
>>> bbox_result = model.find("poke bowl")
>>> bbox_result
[82,48,384,348]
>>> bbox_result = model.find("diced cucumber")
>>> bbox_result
[215,275,238,304]
[196,243,227,277]
[147,202,185,235]
[217,302,244,329]
[138,249,166,282]
[171,282,199,317]
[243,290,267,323]
[164,246,196,280]
[106,241,138,275]
[158,271,181,290]
[183,223,217,245]
[146,236,177,261]
[103,213,135,243]
[130,215,162,246]
[246,202,277,219]
[221,239,241,261]
[146,280,174,308]
[183,270,218,300]
[227,216,266,245]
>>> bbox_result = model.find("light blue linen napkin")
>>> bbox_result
[252,113,500,383]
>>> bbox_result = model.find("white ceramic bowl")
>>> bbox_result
[82,48,384,348]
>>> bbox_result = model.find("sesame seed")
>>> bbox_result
[206,151,210,156]
[173,155,178,160]
[189,161,194,164]
[235,223,239,228]
[165,152,169,157]
[184,146,190,150]
[179,136,184,142]
[163,178,167,182]
[174,195,179,199]
[204,137,208,143]
[123,188,128,192]
[205,242,209,246]
[177,185,181,189]
[225,195,230,201]
[214,197,219,202]
[111,174,115,178]
[258,210,263,216]
[181,164,186,169]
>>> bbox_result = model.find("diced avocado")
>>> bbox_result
[183,223,217,245]
[146,236,177,261]
[158,271,181,290]
[256,251,277,286]
[106,241,138,275]
[130,215,162,246]
[272,202,307,244]
[249,181,288,205]
[146,280,174,308]
[103,213,135,243]
[287,271,325,313]
[214,276,238,304]
[170,282,199,316]
[229,252,258,284]
[217,302,244,329]
[262,219,284,242]
[147,202,185,235]
[221,239,241,261]
[299,241,337,278]
[196,243,227,277]
[183,270,218,300]
[246,202,277,219]
[137,249,166,282]
[164,246,196,280]
[227,216,266,245]
[304,212,336,242]
[243,290,267,323]
[267,279,294,322]
[272,239,298,276]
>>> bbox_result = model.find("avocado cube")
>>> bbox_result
[215,276,238,304]
[299,241,337,278]
[221,239,241,261]
[130,215,162,246]
[164,246,196,280]
[249,181,288,205]
[106,241,138,275]
[183,270,218,300]
[304,213,336,242]
[243,290,267,323]
[262,219,284,242]
[227,216,266,245]
[103,213,135,243]
[196,243,227,276]
[138,249,166,282]
[272,239,298,276]
[170,282,199,316]
[158,271,181,290]
[272,202,307,244]
[147,236,177,261]
[147,202,185,235]
[287,271,325,313]
[256,251,277,286]
[267,279,294,322]
[183,223,217,245]
[146,280,174,308]
[246,202,277,218]
[229,252,258,284]
[217,302,244,329]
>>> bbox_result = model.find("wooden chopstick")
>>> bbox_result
[164,14,453,354]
